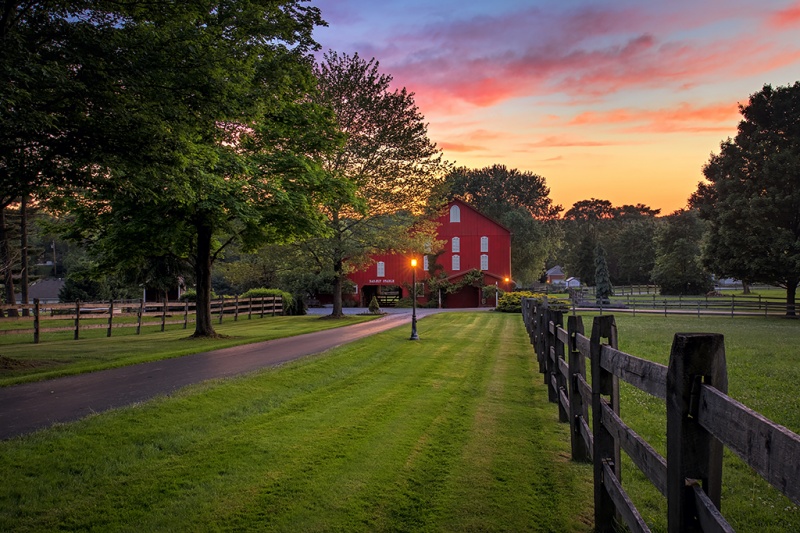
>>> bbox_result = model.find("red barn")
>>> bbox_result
[347,199,512,308]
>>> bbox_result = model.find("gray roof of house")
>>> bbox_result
[15,278,64,302]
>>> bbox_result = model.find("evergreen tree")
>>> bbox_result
[594,243,613,303]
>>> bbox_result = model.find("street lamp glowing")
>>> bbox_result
[410,258,419,340]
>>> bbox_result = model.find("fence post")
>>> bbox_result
[107,300,114,337]
[33,298,40,344]
[271,296,276,317]
[248,297,253,320]
[537,300,549,376]
[234,294,239,322]
[545,308,558,404]
[218,296,224,324]
[137,299,144,335]
[74,300,81,340]
[590,314,621,533]
[567,315,590,461]
[666,333,726,533]
[161,298,167,332]
[260,297,265,319]
[553,310,569,422]
[183,300,189,329]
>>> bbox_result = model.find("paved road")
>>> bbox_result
[0,308,479,440]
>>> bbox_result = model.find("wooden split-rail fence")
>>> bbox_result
[521,298,800,532]
[0,296,282,344]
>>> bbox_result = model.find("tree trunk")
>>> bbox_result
[330,212,345,318]
[193,221,217,336]
[741,280,751,295]
[787,280,797,318]
[331,257,344,317]
[0,207,18,317]
[20,196,29,317]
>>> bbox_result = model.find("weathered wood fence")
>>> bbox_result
[522,297,800,532]
[0,296,282,344]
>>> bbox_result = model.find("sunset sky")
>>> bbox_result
[311,0,800,215]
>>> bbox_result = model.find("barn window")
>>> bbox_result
[452,254,461,271]
[452,236,460,253]
[480,254,489,271]
[481,236,489,253]
[450,205,461,222]
[423,255,429,271]
[377,261,385,277]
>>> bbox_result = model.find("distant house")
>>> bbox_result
[14,278,64,304]
[565,277,582,288]
[346,199,513,308]
[546,265,566,285]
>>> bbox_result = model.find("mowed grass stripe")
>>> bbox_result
[0,312,594,532]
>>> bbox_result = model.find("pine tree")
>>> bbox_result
[595,243,613,304]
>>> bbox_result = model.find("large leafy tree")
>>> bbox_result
[692,83,800,315]
[46,1,343,336]
[1,2,100,312]
[303,51,447,317]
[444,165,562,285]
[651,209,712,295]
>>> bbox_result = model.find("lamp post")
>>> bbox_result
[410,258,419,340]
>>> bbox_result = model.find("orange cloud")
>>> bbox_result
[525,136,617,148]
[438,141,485,153]
[570,102,740,133]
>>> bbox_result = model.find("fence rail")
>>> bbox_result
[0,296,283,344]
[573,294,794,317]
[522,298,800,532]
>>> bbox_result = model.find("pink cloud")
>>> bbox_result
[363,5,800,109]
[768,2,800,28]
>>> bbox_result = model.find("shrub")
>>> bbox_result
[496,291,538,313]
[395,297,413,308]
[239,288,293,312]
[496,291,570,313]
[368,296,381,314]
[179,289,220,302]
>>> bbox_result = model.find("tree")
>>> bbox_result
[443,165,562,285]
[304,51,447,317]
[47,1,343,336]
[691,82,800,316]
[1,3,86,314]
[651,210,712,295]
[560,199,659,287]
[594,243,613,303]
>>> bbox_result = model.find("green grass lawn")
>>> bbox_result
[578,312,800,532]
[0,315,377,387]
[0,312,594,532]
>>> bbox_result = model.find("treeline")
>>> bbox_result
[555,200,710,296]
